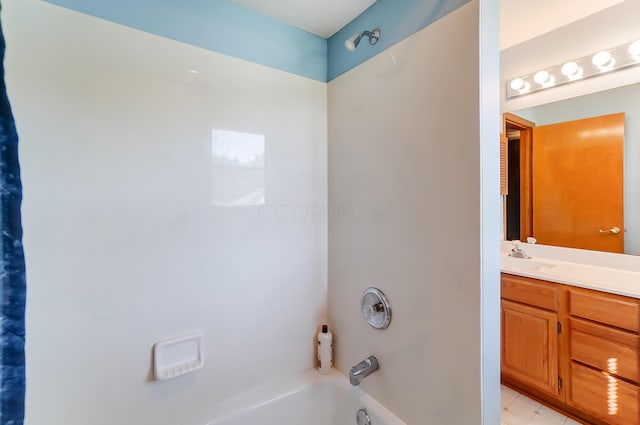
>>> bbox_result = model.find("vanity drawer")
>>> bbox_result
[570,362,640,425]
[570,318,640,383]
[501,274,558,311]
[569,289,640,332]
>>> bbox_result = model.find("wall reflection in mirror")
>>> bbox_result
[504,81,640,255]
[211,129,265,206]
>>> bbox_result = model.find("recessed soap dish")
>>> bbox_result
[153,332,203,381]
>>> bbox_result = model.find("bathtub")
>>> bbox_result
[207,369,407,425]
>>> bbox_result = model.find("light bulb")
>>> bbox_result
[533,71,555,87]
[533,71,548,84]
[561,61,577,76]
[561,61,583,80]
[629,40,640,60]
[592,51,615,71]
[509,78,530,94]
[510,78,524,91]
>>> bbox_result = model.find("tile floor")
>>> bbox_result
[501,385,583,425]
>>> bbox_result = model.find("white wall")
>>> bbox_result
[328,2,497,423]
[5,1,327,424]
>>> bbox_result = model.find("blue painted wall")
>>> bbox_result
[43,0,328,82]
[327,0,471,81]
[43,0,471,82]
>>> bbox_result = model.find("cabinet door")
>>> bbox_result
[502,299,559,397]
[570,362,639,425]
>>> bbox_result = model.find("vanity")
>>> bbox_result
[500,242,640,425]
[497,1,640,421]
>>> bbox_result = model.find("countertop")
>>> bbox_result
[500,251,640,299]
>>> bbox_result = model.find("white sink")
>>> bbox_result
[501,255,557,273]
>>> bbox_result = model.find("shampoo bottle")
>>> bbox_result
[317,324,333,374]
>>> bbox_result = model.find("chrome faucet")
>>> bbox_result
[349,355,379,386]
[509,240,531,259]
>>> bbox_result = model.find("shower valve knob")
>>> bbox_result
[362,304,375,319]
[360,287,392,329]
[362,302,384,320]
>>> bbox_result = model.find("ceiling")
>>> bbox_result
[499,0,624,50]
[231,0,377,38]
[231,0,625,47]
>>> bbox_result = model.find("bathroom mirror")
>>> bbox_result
[503,81,640,256]
[499,0,640,256]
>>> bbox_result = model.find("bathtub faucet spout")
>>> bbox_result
[349,355,379,386]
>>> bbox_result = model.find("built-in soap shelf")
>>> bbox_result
[153,332,203,381]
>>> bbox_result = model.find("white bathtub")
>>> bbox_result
[207,369,407,425]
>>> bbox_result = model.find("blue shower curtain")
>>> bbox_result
[0,5,26,425]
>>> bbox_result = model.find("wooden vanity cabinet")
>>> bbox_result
[501,274,560,397]
[501,273,640,425]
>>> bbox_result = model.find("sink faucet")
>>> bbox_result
[509,241,531,259]
[349,355,379,386]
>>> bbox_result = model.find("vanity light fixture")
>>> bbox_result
[507,39,640,98]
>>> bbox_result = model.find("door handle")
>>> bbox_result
[598,227,621,235]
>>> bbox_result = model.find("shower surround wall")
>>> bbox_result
[6,0,500,424]
[328,2,488,423]
[5,1,326,424]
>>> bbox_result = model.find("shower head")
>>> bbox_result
[344,28,380,52]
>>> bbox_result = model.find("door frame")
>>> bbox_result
[503,113,534,241]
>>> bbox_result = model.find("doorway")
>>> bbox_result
[503,113,534,242]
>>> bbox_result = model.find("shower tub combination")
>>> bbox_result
[207,369,406,425]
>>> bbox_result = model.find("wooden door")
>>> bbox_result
[501,299,559,397]
[532,113,624,253]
